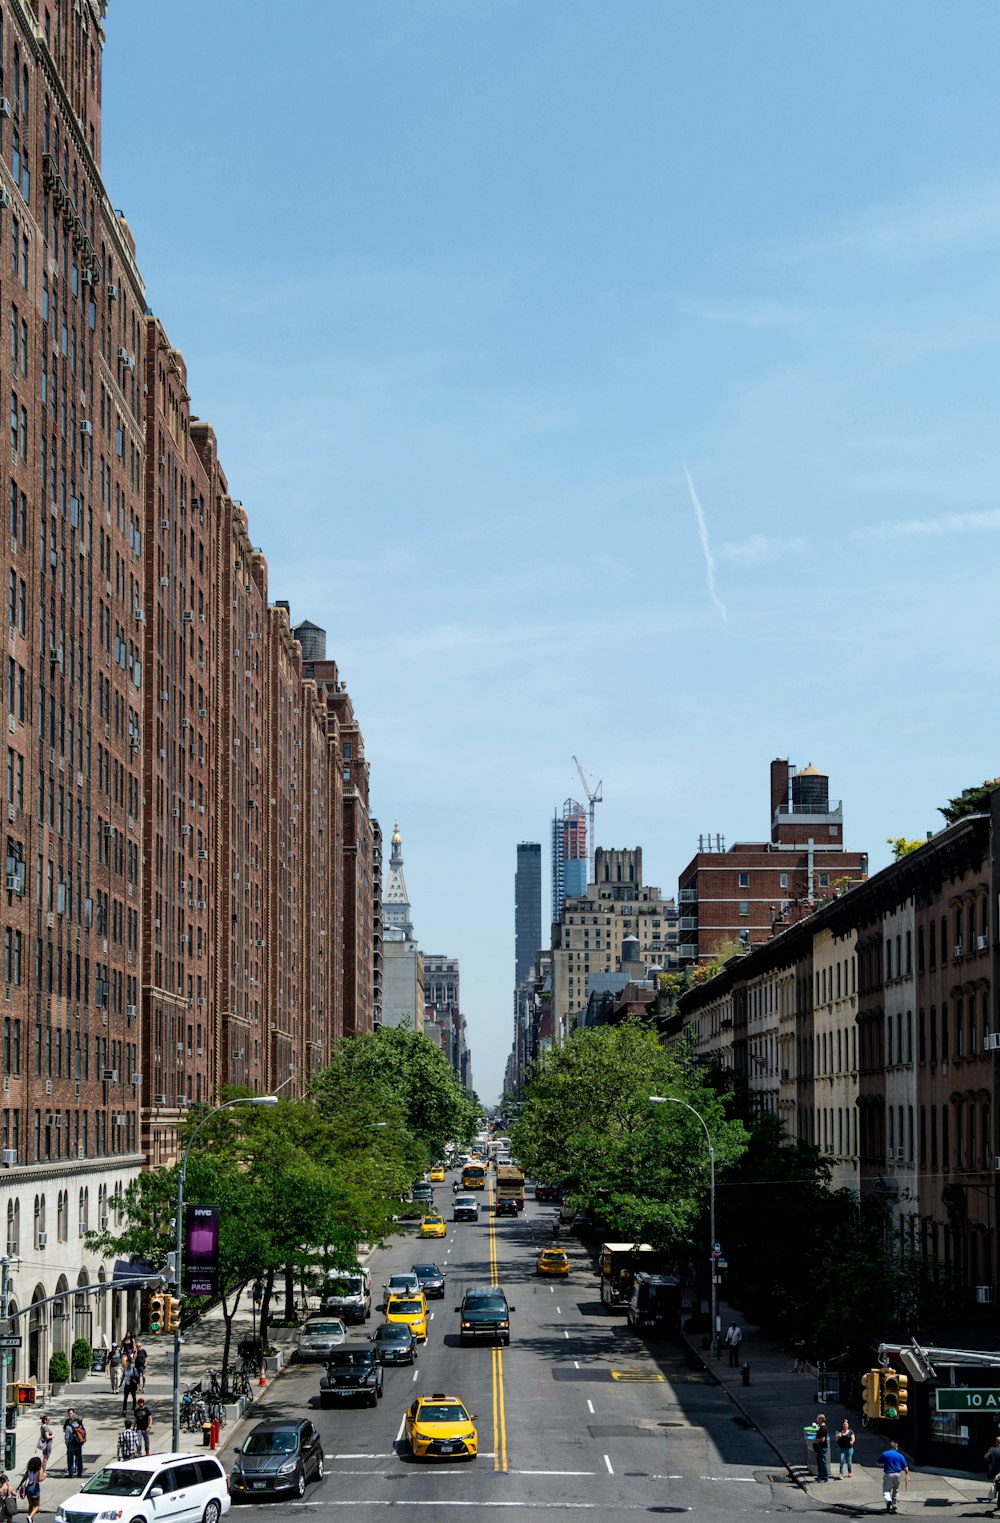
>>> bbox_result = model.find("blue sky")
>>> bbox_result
[103,2,1000,1102]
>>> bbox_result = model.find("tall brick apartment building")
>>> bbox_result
[0,1,384,1388]
[676,758,868,962]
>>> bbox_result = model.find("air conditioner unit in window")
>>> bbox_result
[954,944,963,958]
[76,1145,85,1159]
[5,873,19,892]
[100,1216,109,1231]
[44,1078,52,1095]
[127,1004,137,1018]
[172,808,181,818]
[117,347,129,362]
[78,1222,87,1237]
[0,190,10,210]
[80,420,93,437]
[108,283,119,298]
[130,1071,142,1086]
[160,577,169,588]
[977,1286,993,1304]
[38,1232,47,1247]
[102,1068,118,1082]
[154,1093,168,1106]
[0,99,10,119]
[1,1148,16,1166]
[979,935,989,951]
[986,1034,1000,1051]
[182,610,194,623]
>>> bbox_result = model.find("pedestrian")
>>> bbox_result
[17,1458,41,1521]
[0,1474,16,1519]
[121,1359,140,1418]
[63,1409,84,1479]
[134,1399,153,1456]
[878,1439,909,1513]
[116,1421,143,1462]
[35,1415,53,1480]
[835,1418,856,1478]
[724,1321,743,1368]
[792,1338,807,1373]
[134,1343,148,1392]
[108,1343,121,1393]
[813,1412,830,1482]
[120,1330,137,1362]
[985,1434,1000,1509]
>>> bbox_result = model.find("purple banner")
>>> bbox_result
[183,1204,220,1297]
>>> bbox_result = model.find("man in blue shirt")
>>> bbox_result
[878,1441,909,1513]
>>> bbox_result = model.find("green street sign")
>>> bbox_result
[935,1388,1000,1412]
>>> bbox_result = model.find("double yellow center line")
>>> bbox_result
[487,1175,508,1472]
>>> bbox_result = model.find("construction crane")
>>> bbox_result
[572,756,603,884]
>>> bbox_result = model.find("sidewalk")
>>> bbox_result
[679,1299,988,1512]
[20,1301,293,1516]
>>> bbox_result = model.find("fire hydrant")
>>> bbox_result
[210,1418,221,1450]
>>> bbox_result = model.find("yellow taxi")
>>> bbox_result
[536,1247,570,1277]
[418,1213,447,1239]
[385,1291,428,1342]
[404,1392,478,1461]
[429,1165,446,1183]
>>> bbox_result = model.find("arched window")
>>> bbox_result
[5,1198,14,1254]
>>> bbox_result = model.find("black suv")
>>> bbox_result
[319,1347,384,1407]
[494,1197,518,1218]
[457,1285,514,1346]
[411,1262,446,1299]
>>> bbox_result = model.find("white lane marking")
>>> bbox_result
[586,1399,594,1414]
[395,1414,405,1443]
[287,1504,604,1511]
[556,1306,561,1314]
[603,1454,614,1475]
[550,1286,555,1293]
[699,1476,758,1483]
[429,1311,435,1320]
[512,1470,596,1476]
[574,1360,580,1370]
[411,1369,418,1381]
[564,1329,569,1339]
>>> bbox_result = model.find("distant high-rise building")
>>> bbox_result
[383,819,414,941]
[515,843,542,987]
[552,801,587,923]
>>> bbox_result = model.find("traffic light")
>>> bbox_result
[149,1293,165,1335]
[14,1383,36,1405]
[882,1370,908,1420]
[861,1368,882,1419]
[165,1296,182,1333]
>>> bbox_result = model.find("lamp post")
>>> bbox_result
[171,1095,278,1449]
[649,1095,718,1359]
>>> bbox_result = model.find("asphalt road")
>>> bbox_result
[233,1172,816,1519]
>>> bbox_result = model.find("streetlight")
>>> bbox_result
[649,1095,718,1359]
[171,1095,278,1449]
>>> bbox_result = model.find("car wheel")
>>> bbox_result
[295,1469,306,1499]
[377,1382,384,1399]
[315,1453,325,1481]
[504,1335,510,1347]
[368,1392,378,1408]
[203,1503,222,1523]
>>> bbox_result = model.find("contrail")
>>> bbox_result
[684,466,728,622]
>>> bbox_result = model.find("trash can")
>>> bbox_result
[202,1423,212,1448]
[803,1424,818,1476]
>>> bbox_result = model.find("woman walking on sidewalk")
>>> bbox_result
[35,1415,54,1480]
[835,1419,855,1477]
[18,1456,42,1520]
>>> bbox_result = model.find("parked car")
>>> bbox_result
[230,1419,324,1500]
[411,1262,446,1299]
[382,1272,421,1311]
[319,1347,385,1406]
[453,1194,480,1222]
[55,1453,231,1523]
[371,1321,418,1365]
[456,1286,514,1346]
[295,1316,348,1361]
[321,1269,372,1323]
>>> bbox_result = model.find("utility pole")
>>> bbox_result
[1,1255,15,1470]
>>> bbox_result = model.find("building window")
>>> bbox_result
[738,873,749,889]
[818,873,829,889]
[738,901,749,916]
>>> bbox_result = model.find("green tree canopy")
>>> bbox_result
[511,1019,747,1251]
[939,779,1000,824]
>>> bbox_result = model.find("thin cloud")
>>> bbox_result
[853,508,1000,543]
[684,467,727,623]
[720,533,808,566]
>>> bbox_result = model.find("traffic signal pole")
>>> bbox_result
[1,1254,13,1469]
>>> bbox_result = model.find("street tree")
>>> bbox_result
[512,1018,747,1251]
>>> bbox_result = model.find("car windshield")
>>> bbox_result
[81,1467,154,1497]
[327,1277,363,1295]
[303,1321,344,1336]
[375,1325,409,1342]
[418,1403,469,1424]
[422,1217,443,1226]
[412,1265,441,1277]
[243,1431,298,1456]
[466,1293,505,1310]
[389,1298,423,1315]
[388,1276,417,1288]
[329,1350,373,1366]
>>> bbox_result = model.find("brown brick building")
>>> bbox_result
[1,0,382,1384]
[677,758,868,962]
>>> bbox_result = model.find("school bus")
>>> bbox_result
[461,1161,487,1190]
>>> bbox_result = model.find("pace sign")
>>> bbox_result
[183,1204,220,1297]
[935,1388,1000,1412]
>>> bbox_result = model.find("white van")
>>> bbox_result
[55,1453,230,1523]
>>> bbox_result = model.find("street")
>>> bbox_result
[232,1173,814,1520]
